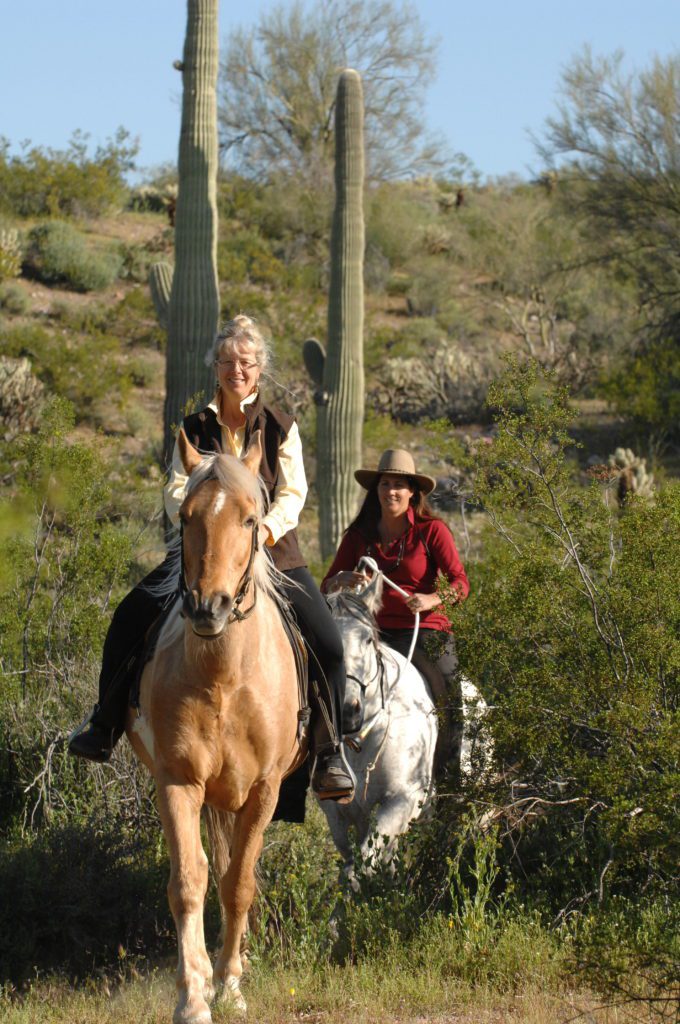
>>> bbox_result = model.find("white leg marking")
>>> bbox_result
[222,975,247,1013]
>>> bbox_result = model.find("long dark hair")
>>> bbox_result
[347,476,441,542]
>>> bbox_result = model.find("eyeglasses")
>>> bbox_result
[215,359,259,371]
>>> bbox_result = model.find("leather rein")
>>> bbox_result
[178,520,260,634]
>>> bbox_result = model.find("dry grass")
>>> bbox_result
[0,967,665,1024]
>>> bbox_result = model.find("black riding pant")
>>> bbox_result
[279,566,345,751]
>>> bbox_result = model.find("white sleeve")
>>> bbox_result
[261,421,308,544]
[163,437,189,527]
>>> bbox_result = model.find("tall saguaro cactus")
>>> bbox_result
[304,69,365,559]
[150,0,220,460]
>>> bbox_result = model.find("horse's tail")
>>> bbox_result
[202,805,235,932]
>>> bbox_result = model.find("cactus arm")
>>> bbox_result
[148,261,173,331]
[302,338,326,386]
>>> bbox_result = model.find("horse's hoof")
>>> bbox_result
[173,1003,212,1024]
[220,975,247,1014]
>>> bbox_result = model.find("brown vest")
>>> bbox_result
[182,398,306,572]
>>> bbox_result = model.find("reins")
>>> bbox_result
[355,555,420,662]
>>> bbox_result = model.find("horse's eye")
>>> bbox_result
[243,515,257,529]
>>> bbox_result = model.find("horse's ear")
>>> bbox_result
[178,428,203,476]
[242,430,263,476]
[361,572,384,616]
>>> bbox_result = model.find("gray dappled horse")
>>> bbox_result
[323,572,490,882]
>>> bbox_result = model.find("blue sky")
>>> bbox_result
[3,0,678,181]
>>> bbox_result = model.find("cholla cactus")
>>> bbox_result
[0,229,22,281]
[607,447,655,506]
[0,356,45,439]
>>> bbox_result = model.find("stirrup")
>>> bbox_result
[67,706,97,746]
[312,745,356,804]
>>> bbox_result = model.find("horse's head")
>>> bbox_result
[177,428,265,637]
[328,573,385,735]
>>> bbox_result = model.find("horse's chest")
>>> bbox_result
[156,690,264,793]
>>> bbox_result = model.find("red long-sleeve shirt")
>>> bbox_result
[322,508,469,632]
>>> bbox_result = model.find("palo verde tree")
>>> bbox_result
[538,48,680,438]
[218,0,442,182]
[304,70,365,559]
[149,0,220,460]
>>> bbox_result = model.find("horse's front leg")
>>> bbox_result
[361,794,420,873]
[214,779,278,1011]
[157,778,214,1024]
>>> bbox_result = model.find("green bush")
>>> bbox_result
[2,324,125,414]
[432,360,679,1001]
[603,334,680,441]
[0,820,172,982]
[24,221,123,292]
[0,129,136,219]
[0,399,137,832]
[0,281,28,314]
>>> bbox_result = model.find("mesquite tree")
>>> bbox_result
[304,69,365,559]
[149,0,220,460]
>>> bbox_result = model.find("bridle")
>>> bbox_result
[340,560,421,758]
[178,519,260,635]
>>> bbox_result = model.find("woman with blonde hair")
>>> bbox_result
[70,315,354,803]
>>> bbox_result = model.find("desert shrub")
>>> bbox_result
[366,182,437,268]
[0,129,136,219]
[102,287,166,350]
[0,281,28,315]
[217,227,285,288]
[603,334,680,442]
[24,221,123,292]
[0,819,172,983]
[0,399,143,833]
[431,360,679,1001]
[2,324,124,415]
[405,254,456,317]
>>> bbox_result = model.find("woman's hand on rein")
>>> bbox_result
[326,570,369,592]
[405,592,441,614]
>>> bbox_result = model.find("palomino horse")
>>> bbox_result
[322,572,490,880]
[126,430,304,1024]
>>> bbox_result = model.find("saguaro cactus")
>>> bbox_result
[304,69,365,559]
[150,0,220,460]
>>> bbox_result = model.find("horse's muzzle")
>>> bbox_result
[342,698,364,736]
[183,589,233,636]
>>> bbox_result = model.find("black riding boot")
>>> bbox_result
[308,674,355,803]
[69,554,177,763]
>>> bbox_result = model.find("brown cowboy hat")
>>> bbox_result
[354,449,437,495]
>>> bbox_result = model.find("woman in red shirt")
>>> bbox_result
[322,449,469,778]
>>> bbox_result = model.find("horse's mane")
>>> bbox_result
[152,451,288,651]
[327,575,384,646]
